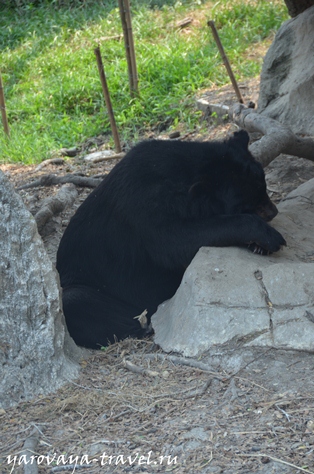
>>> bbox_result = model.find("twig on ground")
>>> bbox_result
[84,151,125,163]
[34,158,65,172]
[102,34,122,41]
[106,409,133,422]
[234,376,270,392]
[144,353,225,379]
[275,404,291,422]
[175,17,193,29]
[201,451,213,467]
[123,359,159,377]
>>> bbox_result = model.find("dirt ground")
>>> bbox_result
[1,80,314,474]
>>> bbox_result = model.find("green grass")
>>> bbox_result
[0,0,288,163]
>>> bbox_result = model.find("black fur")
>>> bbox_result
[56,130,286,348]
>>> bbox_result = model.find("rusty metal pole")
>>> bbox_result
[94,46,122,153]
[208,20,244,104]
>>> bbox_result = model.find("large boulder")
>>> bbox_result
[152,178,314,357]
[0,171,82,409]
[258,5,314,136]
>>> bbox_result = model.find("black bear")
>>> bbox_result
[56,130,285,348]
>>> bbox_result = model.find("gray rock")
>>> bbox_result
[152,178,314,357]
[258,6,314,136]
[265,154,314,201]
[0,171,82,409]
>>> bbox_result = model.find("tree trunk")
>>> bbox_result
[284,0,314,17]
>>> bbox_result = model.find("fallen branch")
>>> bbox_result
[17,174,102,190]
[34,158,65,172]
[230,104,314,167]
[95,34,122,42]
[84,151,125,163]
[144,353,225,379]
[123,359,159,377]
[106,408,133,422]
[175,17,193,29]
[34,184,78,233]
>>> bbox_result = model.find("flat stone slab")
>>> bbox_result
[152,178,314,357]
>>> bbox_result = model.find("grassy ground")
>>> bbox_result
[0,0,288,163]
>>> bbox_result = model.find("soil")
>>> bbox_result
[1,80,314,474]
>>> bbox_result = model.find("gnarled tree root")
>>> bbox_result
[34,184,78,233]
[230,104,314,167]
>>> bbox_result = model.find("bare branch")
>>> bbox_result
[123,359,159,377]
[34,158,65,172]
[144,353,225,378]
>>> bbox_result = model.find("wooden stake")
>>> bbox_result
[208,20,244,104]
[118,0,134,93]
[94,46,122,153]
[0,74,10,136]
[123,0,138,94]
[118,0,138,96]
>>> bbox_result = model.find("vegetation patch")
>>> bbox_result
[0,0,288,163]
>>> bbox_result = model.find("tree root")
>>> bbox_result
[21,428,39,474]
[229,104,314,167]
[18,173,103,190]
[34,184,78,233]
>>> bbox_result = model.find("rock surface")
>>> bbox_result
[0,170,82,409]
[152,178,314,357]
[258,5,314,136]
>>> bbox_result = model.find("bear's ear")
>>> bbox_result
[229,130,250,150]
